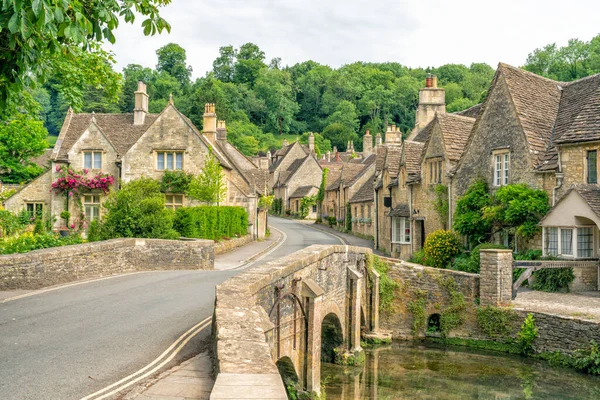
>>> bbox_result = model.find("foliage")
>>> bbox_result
[0,232,83,254]
[0,113,47,183]
[316,168,328,207]
[173,206,248,240]
[156,43,192,88]
[431,184,449,229]
[159,170,193,194]
[323,123,358,152]
[367,254,400,313]
[51,165,115,196]
[299,132,331,156]
[0,0,171,107]
[327,216,336,228]
[453,179,492,247]
[0,188,16,203]
[258,195,273,210]
[187,153,227,205]
[407,289,428,335]
[531,268,575,293]
[422,230,462,269]
[452,243,508,273]
[299,196,316,219]
[0,209,27,237]
[345,203,352,232]
[438,277,467,337]
[333,347,365,366]
[271,198,283,215]
[476,306,518,340]
[96,178,179,240]
[572,340,600,375]
[517,314,538,356]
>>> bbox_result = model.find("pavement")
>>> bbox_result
[0,217,342,400]
[513,289,600,321]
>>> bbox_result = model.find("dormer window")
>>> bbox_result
[157,151,183,170]
[427,158,442,185]
[84,151,102,169]
[493,151,509,186]
[587,150,597,184]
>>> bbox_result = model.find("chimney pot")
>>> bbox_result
[432,75,438,88]
[203,103,218,144]
[134,81,149,125]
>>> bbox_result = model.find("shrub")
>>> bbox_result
[0,232,84,254]
[327,216,336,227]
[0,209,26,237]
[174,206,248,240]
[531,268,575,292]
[573,340,600,375]
[517,313,538,356]
[477,306,518,340]
[159,170,193,193]
[422,230,462,269]
[408,249,429,266]
[98,178,179,240]
[368,255,400,312]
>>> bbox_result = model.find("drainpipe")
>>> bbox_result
[447,175,453,229]
[409,185,413,254]
[374,185,379,250]
[552,152,564,206]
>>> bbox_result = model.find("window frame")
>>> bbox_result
[493,150,510,187]
[25,202,44,220]
[426,158,443,185]
[391,217,411,244]
[587,150,598,184]
[83,194,101,222]
[156,151,184,171]
[165,194,184,210]
[544,226,595,259]
[83,151,103,170]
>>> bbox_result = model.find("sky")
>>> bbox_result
[105,0,600,78]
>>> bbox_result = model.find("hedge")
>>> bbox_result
[174,206,248,240]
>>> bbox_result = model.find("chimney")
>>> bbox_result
[308,132,315,154]
[282,139,289,147]
[363,130,373,156]
[335,150,340,163]
[407,74,446,141]
[327,151,331,162]
[202,103,217,143]
[217,120,227,141]
[375,132,382,147]
[133,81,149,125]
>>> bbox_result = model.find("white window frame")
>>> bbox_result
[156,151,184,171]
[543,226,595,259]
[83,151,102,169]
[83,195,101,222]
[25,202,44,220]
[392,217,411,244]
[493,151,510,187]
[165,194,184,210]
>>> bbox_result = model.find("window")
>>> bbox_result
[392,217,411,244]
[84,151,102,169]
[561,229,573,256]
[83,195,100,222]
[545,227,558,256]
[493,152,509,186]
[26,202,43,220]
[165,194,184,210]
[368,205,372,219]
[157,151,183,170]
[360,205,364,218]
[427,159,443,184]
[587,150,597,184]
[312,205,317,213]
[578,227,594,258]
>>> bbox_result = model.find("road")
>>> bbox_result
[0,217,341,400]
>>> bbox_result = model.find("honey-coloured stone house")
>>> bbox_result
[3,83,269,238]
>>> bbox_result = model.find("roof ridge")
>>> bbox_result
[438,113,476,122]
[564,72,600,87]
[498,62,565,85]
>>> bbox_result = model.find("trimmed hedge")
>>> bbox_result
[174,206,248,240]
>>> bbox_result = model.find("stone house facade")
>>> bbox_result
[3,83,268,238]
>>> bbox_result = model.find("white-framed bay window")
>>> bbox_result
[392,217,411,244]
[544,226,595,258]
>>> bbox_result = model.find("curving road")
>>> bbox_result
[0,217,341,400]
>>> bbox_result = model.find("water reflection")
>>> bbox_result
[321,341,600,399]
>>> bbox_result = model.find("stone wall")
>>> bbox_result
[0,238,213,290]
[570,265,598,291]
[214,234,254,255]
[380,258,480,338]
[479,249,513,306]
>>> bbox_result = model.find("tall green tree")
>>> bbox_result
[156,43,192,88]
[253,69,299,134]
[234,42,266,87]
[212,45,236,83]
[187,153,227,205]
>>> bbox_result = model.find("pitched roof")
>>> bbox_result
[31,149,53,169]
[436,114,475,163]
[54,112,159,160]
[289,185,318,199]
[384,146,402,178]
[575,186,600,218]
[349,177,374,204]
[498,63,564,166]
[403,141,425,183]
[388,204,410,217]
[455,103,482,119]
[325,165,343,191]
[553,73,600,145]
[375,146,388,172]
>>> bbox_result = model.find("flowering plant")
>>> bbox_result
[51,165,114,197]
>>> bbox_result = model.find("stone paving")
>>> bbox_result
[513,289,600,321]
[123,353,214,400]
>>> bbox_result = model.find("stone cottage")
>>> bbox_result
[3,83,269,238]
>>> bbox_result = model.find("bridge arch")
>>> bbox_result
[321,312,344,363]
[276,356,299,392]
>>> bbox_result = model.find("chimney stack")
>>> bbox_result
[375,132,382,147]
[308,132,315,154]
[217,120,227,141]
[133,81,149,125]
[282,139,288,147]
[363,130,373,156]
[407,73,445,141]
[327,151,331,162]
[203,103,217,143]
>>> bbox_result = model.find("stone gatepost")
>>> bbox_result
[479,249,513,306]
[302,279,324,394]
[348,267,363,353]
[370,269,381,332]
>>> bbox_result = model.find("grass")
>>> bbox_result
[46,134,58,148]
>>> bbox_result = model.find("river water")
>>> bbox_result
[321,341,600,399]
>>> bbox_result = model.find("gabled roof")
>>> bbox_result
[403,141,425,184]
[325,165,343,191]
[434,113,475,163]
[388,204,410,217]
[289,185,318,199]
[269,141,309,172]
[54,111,159,161]
[375,146,388,172]
[349,176,374,204]
[455,103,483,119]
[346,154,376,188]
[540,185,600,225]
[384,146,402,179]
[498,63,564,166]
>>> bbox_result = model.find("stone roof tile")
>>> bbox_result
[349,177,374,204]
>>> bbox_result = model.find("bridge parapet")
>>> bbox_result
[211,245,375,399]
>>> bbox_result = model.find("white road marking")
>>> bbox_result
[234,225,287,270]
[81,316,212,400]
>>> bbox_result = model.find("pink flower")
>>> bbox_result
[55,165,61,172]
[70,223,75,229]
[83,169,89,174]
[68,192,73,197]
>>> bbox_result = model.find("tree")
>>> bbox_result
[0,113,47,183]
[234,42,266,86]
[322,123,358,152]
[453,180,493,247]
[299,132,331,155]
[156,43,192,88]
[327,100,359,133]
[253,69,299,134]
[187,153,227,205]
[0,0,171,109]
[213,45,236,82]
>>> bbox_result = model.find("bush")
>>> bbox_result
[174,206,248,240]
[0,209,27,237]
[159,170,193,193]
[98,178,179,240]
[408,249,429,266]
[573,340,600,375]
[0,232,84,254]
[368,254,400,312]
[477,306,518,340]
[531,268,575,292]
[327,216,336,227]
[423,230,462,269]
[517,313,538,356]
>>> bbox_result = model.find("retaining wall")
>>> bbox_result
[0,238,214,290]
[214,234,253,255]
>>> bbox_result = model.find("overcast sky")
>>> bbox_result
[104,0,600,78]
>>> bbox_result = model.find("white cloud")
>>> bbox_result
[104,0,600,78]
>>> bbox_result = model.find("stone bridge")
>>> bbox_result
[210,245,388,399]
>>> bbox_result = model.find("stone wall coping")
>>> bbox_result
[397,259,480,278]
[480,248,513,253]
